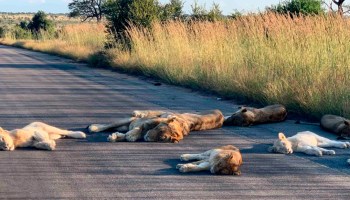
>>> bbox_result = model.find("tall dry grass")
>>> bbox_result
[111,13,350,118]
[1,23,106,61]
[1,14,349,118]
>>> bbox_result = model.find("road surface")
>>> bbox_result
[0,45,349,199]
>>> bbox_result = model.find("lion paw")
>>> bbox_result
[180,154,191,161]
[176,164,184,169]
[337,142,349,149]
[324,150,335,155]
[179,165,191,173]
[107,132,125,142]
[314,150,323,157]
[69,131,86,139]
[44,141,56,151]
[344,142,350,148]
[88,124,105,133]
[132,111,147,118]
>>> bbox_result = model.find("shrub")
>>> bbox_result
[268,0,324,15]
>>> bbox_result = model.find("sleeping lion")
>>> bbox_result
[224,104,287,126]
[176,145,243,175]
[320,114,350,139]
[268,131,350,156]
[0,122,86,151]
[88,110,224,143]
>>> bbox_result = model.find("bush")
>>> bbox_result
[28,11,55,33]
[268,0,324,15]
[0,27,6,38]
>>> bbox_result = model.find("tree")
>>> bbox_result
[27,11,54,33]
[208,3,223,21]
[103,0,132,38]
[104,0,160,38]
[68,0,106,22]
[268,0,324,15]
[129,0,160,28]
[159,0,184,21]
[191,0,208,20]
[324,0,348,15]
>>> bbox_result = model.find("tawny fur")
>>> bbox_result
[320,114,350,138]
[88,110,224,143]
[224,104,287,126]
[176,145,243,175]
[0,122,86,151]
[268,131,350,156]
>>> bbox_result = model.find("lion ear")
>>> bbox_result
[241,108,247,113]
[225,152,234,160]
[278,132,286,140]
[0,135,3,142]
[344,120,350,126]
[268,146,275,153]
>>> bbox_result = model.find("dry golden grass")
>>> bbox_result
[111,14,350,118]
[1,23,106,61]
[1,13,349,118]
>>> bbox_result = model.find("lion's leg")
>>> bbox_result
[177,161,210,173]
[297,146,323,156]
[108,127,143,142]
[32,131,56,150]
[176,160,207,169]
[180,150,212,161]
[88,117,135,133]
[125,127,143,142]
[316,147,335,155]
[26,122,86,139]
[318,140,350,149]
[33,140,56,150]
[108,132,126,142]
[132,110,168,118]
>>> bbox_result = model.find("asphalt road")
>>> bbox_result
[0,45,349,199]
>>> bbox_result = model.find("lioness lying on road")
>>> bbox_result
[224,104,287,126]
[320,114,350,139]
[0,122,86,151]
[88,110,224,143]
[268,131,350,156]
[176,145,243,175]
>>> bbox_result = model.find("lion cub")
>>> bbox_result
[176,145,243,175]
[320,114,350,138]
[224,104,287,126]
[268,131,350,156]
[0,122,86,151]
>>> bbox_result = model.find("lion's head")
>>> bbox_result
[224,107,255,126]
[339,120,350,137]
[144,116,184,143]
[268,132,293,154]
[0,127,15,151]
[210,150,242,175]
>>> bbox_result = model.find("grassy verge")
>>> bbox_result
[1,14,349,119]
[1,23,106,61]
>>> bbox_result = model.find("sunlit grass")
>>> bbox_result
[1,14,349,118]
[111,14,350,118]
[1,23,106,61]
